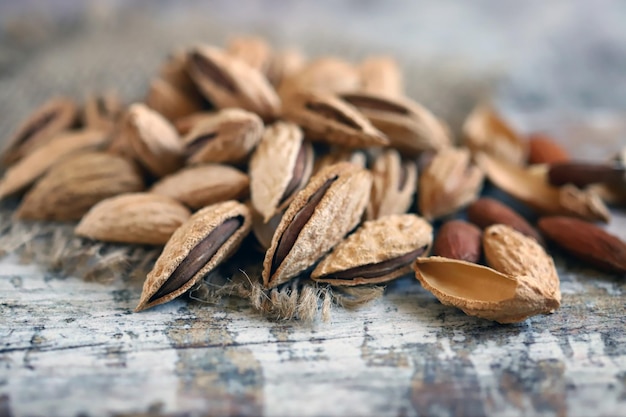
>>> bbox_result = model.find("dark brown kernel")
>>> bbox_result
[305,102,361,129]
[271,176,337,273]
[148,216,243,302]
[190,51,238,93]
[328,246,427,280]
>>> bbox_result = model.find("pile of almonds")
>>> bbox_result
[1,35,625,324]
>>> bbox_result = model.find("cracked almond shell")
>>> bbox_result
[0,129,109,200]
[150,163,249,209]
[312,214,432,286]
[249,121,314,222]
[418,147,484,220]
[15,152,144,221]
[366,149,417,220]
[183,108,264,165]
[187,45,280,120]
[262,162,372,288]
[341,92,451,155]
[136,200,252,311]
[75,193,191,245]
[475,151,610,223]
[413,256,560,324]
[2,97,78,166]
[124,103,184,177]
[463,104,528,165]
[82,92,123,132]
[281,90,388,148]
[358,55,403,97]
[483,224,561,304]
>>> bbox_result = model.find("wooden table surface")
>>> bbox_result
[1,2,625,416]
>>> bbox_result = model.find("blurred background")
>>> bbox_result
[1,0,625,157]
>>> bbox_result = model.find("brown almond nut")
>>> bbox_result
[475,152,610,223]
[75,193,191,245]
[262,162,372,288]
[413,255,560,324]
[150,164,249,210]
[313,148,367,175]
[158,50,201,94]
[282,90,388,148]
[538,216,626,274]
[0,130,110,200]
[82,92,123,133]
[266,48,306,89]
[123,103,184,177]
[340,92,452,156]
[187,45,280,120]
[548,162,626,188]
[366,149,417,220]
[145,78,204,122]
[173,111,216,136]
[183,108,264,165]
[418,147,484,221]
[527,133,570,164]
[467,197,543,245]
[15,151,144,221]
[249,121,314,222]
[483,224,561,305]
[358,55,403,97]
[432,220,482,263]
[312,214,432,285]
[278,57,360,97]
[2,97,78,165]
[463,104,528,166]
[135,200,252,311]
[226,35,272,74]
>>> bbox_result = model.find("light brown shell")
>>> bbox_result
[463,104,528,166]
[312,214,433,285]
[2,96,78,165]
[475,151,610,223]
[124,103,184,177]
[75,193,191,245]
[340,92,451,156]
[279,57,360,97]
[82,92,123,132]
[366,149,417,220]
[281,90,388,148]
[483,224,561,304]
[150,164,249,209]
[249,121,313,221]
[183,108,264,165]
[145,78,204,122]
[135,200,251,311]
[251,207,283,251]
[226,35,272,74]
[15,151,145,221]
[312,148,367,175]
[267,48,306,89]
[262,162,372,288]
[418,147,484,220]
[187,45,280,120]
[0,129,109,200]
[413,256,560,324]
[358,55,403,97]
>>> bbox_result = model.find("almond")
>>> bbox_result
[75,193,191,245]
[467,197,543,245]
[527,133,570,164]
[538,216,626,274]
[548,162,626,188]
[432,220,482,263]
[15,152,144,221]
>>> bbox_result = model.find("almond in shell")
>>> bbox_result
[75,193,191,245]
